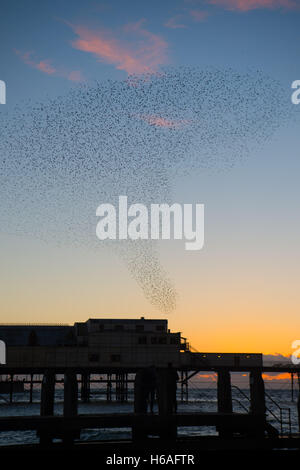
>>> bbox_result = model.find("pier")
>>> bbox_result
[0,317,299,450]
[0,364,299,450]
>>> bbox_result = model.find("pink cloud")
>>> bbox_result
[16,51,56,75]
[67,70,84,82]
[35,60,56,75]
[70,20,168,75]
[137,114,191,129]
[190,9,209,20]
[15,50,84,82]
[164,15,187,29]
[208,0,299,11]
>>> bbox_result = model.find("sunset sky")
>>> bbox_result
[0,0,299,356]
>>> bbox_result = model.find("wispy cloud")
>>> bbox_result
[189,9,209,20]
[15,50,84,82]
[164,15,187,29]
[66,70,85,82]
[165,0,298,31]
[164,7,209,29]
[15,50,56,75]
[70,20,168,75]
[207,0,300,11]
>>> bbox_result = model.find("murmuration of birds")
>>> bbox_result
[0,66,293,313]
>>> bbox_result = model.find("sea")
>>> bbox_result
[0,377,298,446]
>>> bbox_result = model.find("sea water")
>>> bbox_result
[0,382,298,446]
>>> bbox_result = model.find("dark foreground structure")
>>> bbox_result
[0,318,300,452]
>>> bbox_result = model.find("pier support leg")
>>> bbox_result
[157,368,177,441]
[81,372,90,403]
[217,370,233,437]
[116,373,120,401]
[217,370,232,413]
[134,370,147,414]
[116,373,127,402]
[180,371,188,403]
[9,374,13,404]
[29,373,33,403]
[180,371,184,402]
[133,369,148,441]
[63,371,79,446]
[250,370,266,415]
[125,373,128,401]
[64,371,78,416]
[107,373,112,401]
[297,372,300,433]
[249,370,266,437]
[39,371,55,446]
[40,371,55,416]
[186,373,189,403]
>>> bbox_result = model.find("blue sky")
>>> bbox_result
[0,0,299,354]
[0,0,299,105]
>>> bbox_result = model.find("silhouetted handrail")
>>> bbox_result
[232,398,248,413]
[0,394,9,404]
[233,385,292,436]
[232,385,250,402]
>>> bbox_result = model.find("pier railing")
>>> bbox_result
[232,385,292,436]
[264,390,292,436]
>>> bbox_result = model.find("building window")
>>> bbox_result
[88,353,99,362]
[156,325,164,331]
[158,337,167,345]
[136,325,144,332]
[170,336,179,344]
[138,336,147,345]
[114,325,124,331]
[151,337,158,344]
[28,330,38,346]
[111,354,121,362]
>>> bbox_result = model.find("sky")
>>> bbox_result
[0,0,299,356]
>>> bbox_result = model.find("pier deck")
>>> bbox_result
[0,411,265,432]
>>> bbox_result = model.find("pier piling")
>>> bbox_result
[64,371,78,417]
[297,372,300,433]
[249,370,266,438]
[39,370,55,446]
[63,371,79,445]
[9,374,13,403]
[81,372,90,403]
[157,368,177,440]
[249,370,266,415]
[217,369,232,437]
[40,371,55,416]
[106,373,112,401]
[217,370,232,413]
[29,373,34,403]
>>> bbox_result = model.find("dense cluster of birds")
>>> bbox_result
[0,66,292,313]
